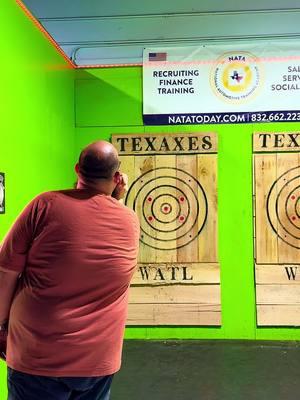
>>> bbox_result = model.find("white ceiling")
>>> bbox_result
[22,1,300,66]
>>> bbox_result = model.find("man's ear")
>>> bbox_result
[75,163,80,174]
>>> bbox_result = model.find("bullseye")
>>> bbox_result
[125,167,208,250]
[161,203,172,214]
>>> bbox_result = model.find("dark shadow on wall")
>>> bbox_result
[75,69,143,127]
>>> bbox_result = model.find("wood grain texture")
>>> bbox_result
[256,284,300,305]
[197,154,218,262]
[256,264,300,284]
[129,285,220,304]
[254,154,278,263]
[176,155,199,262]
[155,155,177,263]
[134,155,156,263]
[127,303,221,325]
[257,305,300,326]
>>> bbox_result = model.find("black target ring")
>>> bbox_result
[142,185,190,232]
[125,167,208,250]
[295,197,300,219]
[284,184,300,228]
[267,166,300,249]
[151,193,180,224]
[141,181,195,239]
[277,177,300,239]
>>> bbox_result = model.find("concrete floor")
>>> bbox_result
[111,340,300,400]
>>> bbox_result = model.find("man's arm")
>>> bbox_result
[0,268,19,360]
[0,269,20,324]
[0,196,42,360]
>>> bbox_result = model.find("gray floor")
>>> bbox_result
[111,340,300,400]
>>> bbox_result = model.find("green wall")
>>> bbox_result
[0,2,75,240]
[0,1,75,396]
[75,67,300,341]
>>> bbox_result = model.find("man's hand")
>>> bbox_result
[112,173,128,201]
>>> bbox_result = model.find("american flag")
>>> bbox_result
[148,52,167,62]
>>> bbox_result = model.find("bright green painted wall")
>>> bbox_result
[0,2,75,240]
[0,1,75,396]
[75,67,300,341]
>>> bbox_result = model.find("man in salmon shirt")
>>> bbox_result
[0,140,140,400]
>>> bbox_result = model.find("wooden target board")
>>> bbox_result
[254,132,300,326]
[112,133,221,325]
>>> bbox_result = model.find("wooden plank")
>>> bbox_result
[257,305,300,326]
[253,132,300,153]
[254,154,278,263]
[176,155,199,262]
[132,263,220,285]
[133,155,156,263]
[119,155,135,205]
[112,133,218,155]
[256,284,300,304]
[197,154,218,262]
[154,155,177,263]
[129,284,220,304]
[256,264,300,284]
[127,303,221,325]
[252,158,257,256]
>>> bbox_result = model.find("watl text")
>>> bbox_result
[138,265,193,282]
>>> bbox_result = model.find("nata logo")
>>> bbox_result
[211,52,262,103]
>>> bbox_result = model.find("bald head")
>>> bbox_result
[78,141,120,181]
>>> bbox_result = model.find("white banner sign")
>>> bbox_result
[143,43,300,125]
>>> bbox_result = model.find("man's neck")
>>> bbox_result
[76,180,113,196]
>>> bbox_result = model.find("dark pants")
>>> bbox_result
[7,367,113,400]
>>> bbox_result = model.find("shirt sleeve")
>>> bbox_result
[0,196,46,273]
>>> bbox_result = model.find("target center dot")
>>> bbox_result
[160,202,172,215]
